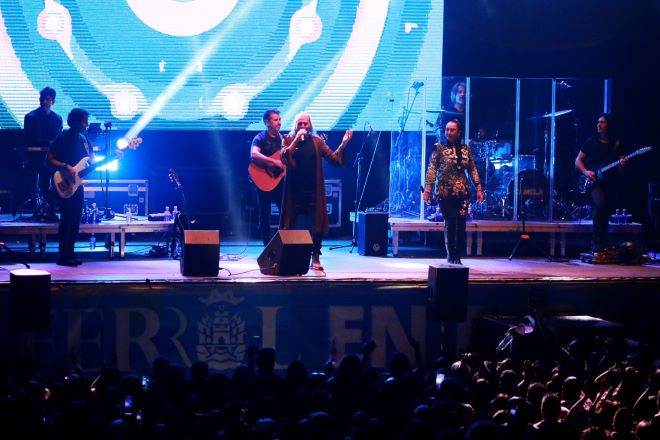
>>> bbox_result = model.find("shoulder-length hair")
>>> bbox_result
[288,112,317,137]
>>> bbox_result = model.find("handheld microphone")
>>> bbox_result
[301,134,305,142]
[412,81,424,90]
[497,334,513,352]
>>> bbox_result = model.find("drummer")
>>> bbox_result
[434,81,466,141]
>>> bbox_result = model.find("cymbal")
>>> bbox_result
[426,109,464,115]
[541,108,573,118]
[527,108,573,120]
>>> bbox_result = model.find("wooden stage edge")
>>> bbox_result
[389,218,643,257]
[1,244,659,285]
[1,213,657,284]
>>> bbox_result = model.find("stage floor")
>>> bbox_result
[1,239,659,284]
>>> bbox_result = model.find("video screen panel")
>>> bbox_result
[0,1,443,131]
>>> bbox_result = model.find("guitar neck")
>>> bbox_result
[599,148,647,173]
[78,156,111,178]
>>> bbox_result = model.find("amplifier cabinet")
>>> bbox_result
[84,179,148,216]
[270,178,342,228]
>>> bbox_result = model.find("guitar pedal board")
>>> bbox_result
[580,248,621,264]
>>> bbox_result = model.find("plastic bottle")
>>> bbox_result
[615,209,621,224]
[434,206,442,222]
[172,205,179,223]
[92,202,99,224]
[622,208,627,224]
[89,233,96,249]
[126,208,132,224]
[164,206,172,222]
[81,201,89,224]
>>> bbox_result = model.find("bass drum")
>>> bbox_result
[507,169,548,217]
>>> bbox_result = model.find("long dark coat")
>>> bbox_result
[279,134,345,233]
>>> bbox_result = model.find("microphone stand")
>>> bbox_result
[0,243,30,268]
[508,176,550,261]
[101,122,115,220]
[329,128,373,251]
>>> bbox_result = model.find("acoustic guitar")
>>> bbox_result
[248,149,285,192]
[248,133,328,191]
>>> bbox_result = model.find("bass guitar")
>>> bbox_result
[52,137,142,198]
[577,146,652,193]
[167,168,192,231]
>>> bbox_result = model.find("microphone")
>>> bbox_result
[301,134,305,142]
[497,334,513,352]
[411,81,424,90]
[367,122,374,133]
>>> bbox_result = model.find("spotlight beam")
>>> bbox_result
[124,4,253,140]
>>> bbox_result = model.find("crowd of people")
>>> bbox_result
[2,335,658,439]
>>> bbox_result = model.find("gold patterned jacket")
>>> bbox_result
[425,142,481,201]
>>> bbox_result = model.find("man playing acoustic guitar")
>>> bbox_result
[250,109,285,246]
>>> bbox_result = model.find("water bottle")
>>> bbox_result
[172,205,179,223]
[164,206,172,222]
[92,202,99,224]
[622,208,628,224]
[434,206,442,222]
[126,208,132,224]
[89,233,96,249]
[615,208,621,224]
[81,201,88,223]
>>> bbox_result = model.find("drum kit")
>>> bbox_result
[468,137,548,219]
[425,107,582,220]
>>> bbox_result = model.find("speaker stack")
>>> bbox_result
[427,265,469,322]
[357,211,388,256]
[10,269,51,331]
[257,230,313,276]
[180,230,220,276]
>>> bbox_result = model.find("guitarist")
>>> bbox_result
[48,108,123,266]
[250,109,285,245]
[575,113,628,252]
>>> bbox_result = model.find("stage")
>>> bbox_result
[1,241,659,283]
[1,223,659,380]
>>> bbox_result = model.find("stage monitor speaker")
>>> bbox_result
[10,269,51,331]
[181,230,220,276]
[258,230,313,276]
[427,265,468,322]
[358,211,388,256]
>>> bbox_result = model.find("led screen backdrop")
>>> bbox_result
[0,0,443,131]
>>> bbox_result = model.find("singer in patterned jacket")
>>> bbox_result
[423,119,483,264]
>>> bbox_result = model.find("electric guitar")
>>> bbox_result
[248,133,328,191]
[577,146,652,193]
[167,168,191,231]
[52,137,142,198]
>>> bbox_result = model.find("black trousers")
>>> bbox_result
[57,187,84,259]
[440,199,466,260]
[255,183,283,245]
[590,183,610,250]
[290,195,323,255]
